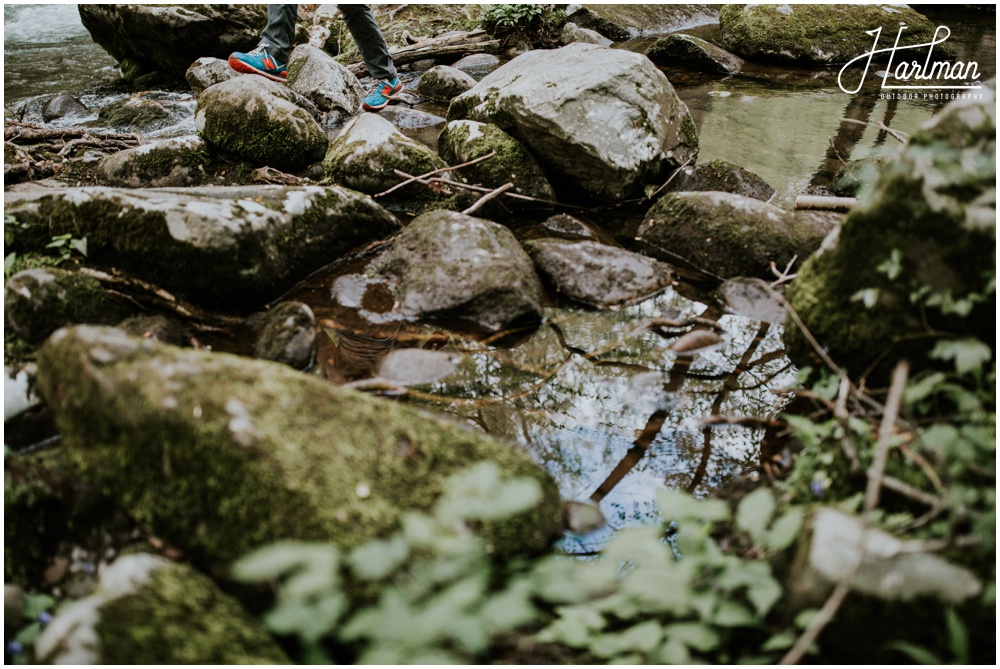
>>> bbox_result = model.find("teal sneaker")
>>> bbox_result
[228,46,287,82]
[362,77,403,112]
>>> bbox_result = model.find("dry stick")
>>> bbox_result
[375,150,496,198]
[646,153,696,200]
[462,182,514,215]
[840,117,909,143]
[834,376,862,471]
[865,360,910,513]
[770,254,799,287]
[393,169,569,208]
[794,195,857,212]
[762,283,849,381]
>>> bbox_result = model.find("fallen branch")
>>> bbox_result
[770,254,798,287]
[462,182,514,215]
[348,30,499,76]
[794,195,857,212]
[864,360,909,514]
[840,117,909,143]
[375,150,495,198]
[645,154,697,201]
[393,169,566,208]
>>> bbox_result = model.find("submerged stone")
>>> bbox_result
[36,326,563,575]
[35,554,288,663]
[42,94,87,122]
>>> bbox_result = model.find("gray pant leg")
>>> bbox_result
[338,4,397,80]
[259,4,297,63]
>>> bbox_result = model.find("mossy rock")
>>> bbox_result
[96,135,212,188]
[35,554,288,663]
[718,4,940,64]
[36,326,563,577]
[416,65,477,101]
[247,301,316,370]
[662,159,775,202]
[438,120,556,202]
[646,33,743,75]
[784,85,996,377]
[96,97,175,133]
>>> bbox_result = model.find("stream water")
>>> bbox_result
[4,5,995,552]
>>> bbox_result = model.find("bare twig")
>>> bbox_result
[375,150,495,197]
[840,117,909,143]
[834,376,862,471]
[761,283,849,382]
[392,169,568,208]
[865,360,909,514]
[646,154,697,200]
[881,475,944,508]
[794,195,857,212]
[699,415,783,429]
[462,182,514,215]
[770,254,799,287]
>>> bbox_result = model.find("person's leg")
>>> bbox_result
[259,4,298,64]
[229,4,297,81]
[338,4,396,81]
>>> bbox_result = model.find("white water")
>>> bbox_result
[4,4,90,44]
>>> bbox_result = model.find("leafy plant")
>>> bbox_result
[479,4,562,49]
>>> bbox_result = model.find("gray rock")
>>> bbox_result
[35,326,564,570]
[42,94,87,122]
[97,135,211,188]
[449,43,698,202]
[96,95,189,134]
[287,44,365,115]
[4,268,134,345]
[438,120,555,202]
[35,554,288,664]
[117,315,191,347]
[323,112,450,195]
[637,191,835,279]
[367,210,544,331]
[565,4,720,40]
[560,22,613,47]
[663,159,775,202]
[646,33,743,75]
[416,65,478,101]
[378,106,446,130]
[4,186,400,309]
[195,76,328,170]
[789,508,981,608]
[539,213,597,240]
[524,238,674,308]
[79,5,267,80]
[185,57,240,95]
[716,277,786,323]
[410,58,438,72]
[248,301,317,370]
[450,53,501,78]
[719,4,940,64]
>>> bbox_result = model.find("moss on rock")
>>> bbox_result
[96,136,212,188]
[36,326,563,577]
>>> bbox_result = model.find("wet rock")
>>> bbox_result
[716,277,787,323]
[36,326,563,571]
[79,5,267,81]
[4,186,400,309]
[719,4,940,64]
[789,508,981,608]
[416,65,478,100]
[287,44,365,116]
[195,76,328,171]
[323,112,450,196]
[449,43,698,202]
[785,83,995,376]
[96,135,211,188]
[663,159,775,202]
[637,191,836,279]
[438,120,556,202]
[42,94,87,122]
[450,53,501,78]
[560,22,612,47]
[185,57,240,96]
[378,107,446,130]
[375,348,461,387]
[96,95,187,134]
[5,365,41,422]
[35,554,288,664]
[117,315,191,348]
[646,33,743,75]
[248,301,317,370]
[539,213,597,240]
[523,238,674,308]
[4,268,134,346]
[565,4,720,41]
[367,210,544,331]
[409,58,438,72]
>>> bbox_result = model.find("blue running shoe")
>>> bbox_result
[362,77,403,111]
[228,45,287,82]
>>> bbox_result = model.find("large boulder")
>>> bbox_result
[785,84,995,375]
[637,191,837,279]
[78,5,267,80]
[3,186,400,309]
[645,33,743,75]
[438,120,555,202]
[366,210,545,331]
[5,267,134,345]
[565,4,721,41]
[195,77,328,171]
[523,238,674,309]
[286,44,364,116]
[323,112,450,196]
[35,326,563,574]
[96,135,211,188]
[35,554,288,663]
[448,43,698,202]
[718,4,939,64]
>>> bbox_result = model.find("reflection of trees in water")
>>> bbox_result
[409,289,796,548]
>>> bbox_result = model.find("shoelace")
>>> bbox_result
[247,45,271,58]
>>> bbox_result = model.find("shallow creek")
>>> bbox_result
[4,5,995,551]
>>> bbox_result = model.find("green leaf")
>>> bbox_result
[736,488,775,544]
[349,535,409,581]
[663,622,719,652]
[712,600,755,627]
[657,490,729,523]
[70,237,88,257]
[876,248,903,280]
[929,338,992,374]
[657,638,691,664]
[904,373,947,404]
[231,541,337,583]
[13,621,42,646]
[766,508,804,551]
[746,573,783,616]
[850,287,880,309]
[761,631,797,651]
[22,594,55,619]
[886,641,943,665]
[945,608,969,664]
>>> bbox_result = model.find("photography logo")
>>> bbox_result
[838,24,982,100]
